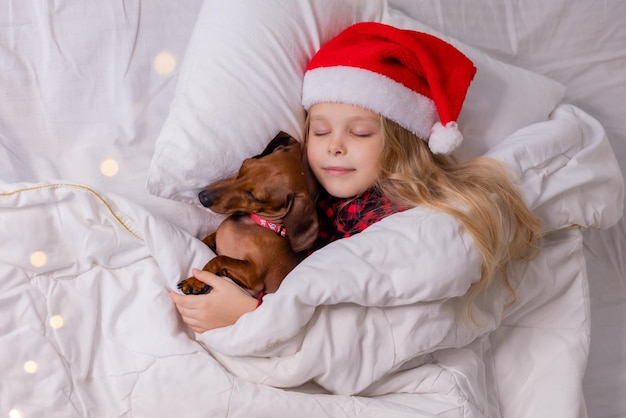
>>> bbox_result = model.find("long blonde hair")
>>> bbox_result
[303,114,542,324]
[380,118,541,323]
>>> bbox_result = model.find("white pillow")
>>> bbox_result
[147,0,566,205]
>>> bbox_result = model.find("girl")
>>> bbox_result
[171,22,541,332]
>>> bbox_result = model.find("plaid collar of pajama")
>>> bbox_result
[314,188,409,250]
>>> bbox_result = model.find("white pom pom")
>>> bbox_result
[428,121,463,155]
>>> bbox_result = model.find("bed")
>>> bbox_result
[1,1,624,417]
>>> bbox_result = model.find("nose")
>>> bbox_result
[328,134,346,156]
[198,189,213,207]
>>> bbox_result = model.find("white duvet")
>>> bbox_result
[0,105,623,417]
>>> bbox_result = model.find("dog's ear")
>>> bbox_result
[257,131,297,158]
[202,232,218,254]
[300,143,321,201]
[283,192,319,252]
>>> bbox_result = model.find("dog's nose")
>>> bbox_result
[198,190,213,207]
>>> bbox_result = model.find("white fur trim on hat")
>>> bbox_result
[428,121,463,155]
[302,66,436,140]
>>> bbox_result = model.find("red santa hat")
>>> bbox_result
[302,22,476,155]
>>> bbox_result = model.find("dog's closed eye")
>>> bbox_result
[246,191,261,203]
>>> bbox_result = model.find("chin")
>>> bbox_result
[323,188,354,199]
[322,185,361,199]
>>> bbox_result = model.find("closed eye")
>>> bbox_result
[246,191,261,202]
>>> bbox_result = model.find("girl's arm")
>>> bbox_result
[169,269,258,333]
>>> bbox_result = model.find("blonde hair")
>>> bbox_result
[304,114,542,325]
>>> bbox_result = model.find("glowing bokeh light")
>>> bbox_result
[9,409,23,418]
[154,51,176,75]
[30,251,47,267]
[49,315,65,329]
[23,360,38,374]
[100,158,119,177]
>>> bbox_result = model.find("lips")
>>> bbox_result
[323,166,354,176]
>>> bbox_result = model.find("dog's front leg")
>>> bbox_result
[177,256,258,295]
[175,232,219,295]
[203,256,261,295]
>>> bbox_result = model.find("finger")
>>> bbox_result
[169,291,182,306]
[178,311,209,333]
[189,325,206,333]
[170,291,202,312]
[169,291,189,305]
[175,306,201,327]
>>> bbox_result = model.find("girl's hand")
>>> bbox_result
[169,269,258,333]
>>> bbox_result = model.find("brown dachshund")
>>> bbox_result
[177,131,319,297]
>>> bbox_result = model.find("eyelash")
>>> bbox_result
[246,191,261,202]
[311,131,371,138]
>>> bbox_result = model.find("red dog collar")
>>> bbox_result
[249,213,287,237]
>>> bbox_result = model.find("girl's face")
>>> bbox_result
[306,102,384,198]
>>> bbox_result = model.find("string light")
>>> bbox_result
[154,51,176,76]
[23,360,38,374]
[9,409,23,418]
[100,159,119,177]
[29,251,47,267]
[49,315,65,329]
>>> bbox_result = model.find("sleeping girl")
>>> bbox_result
[170,21,541,332]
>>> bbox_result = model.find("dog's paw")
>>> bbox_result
[177,277,213,295]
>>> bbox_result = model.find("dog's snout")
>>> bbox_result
[198,190,213,208]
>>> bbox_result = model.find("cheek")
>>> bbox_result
[356,145,383,171]
[305,141,323,165]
